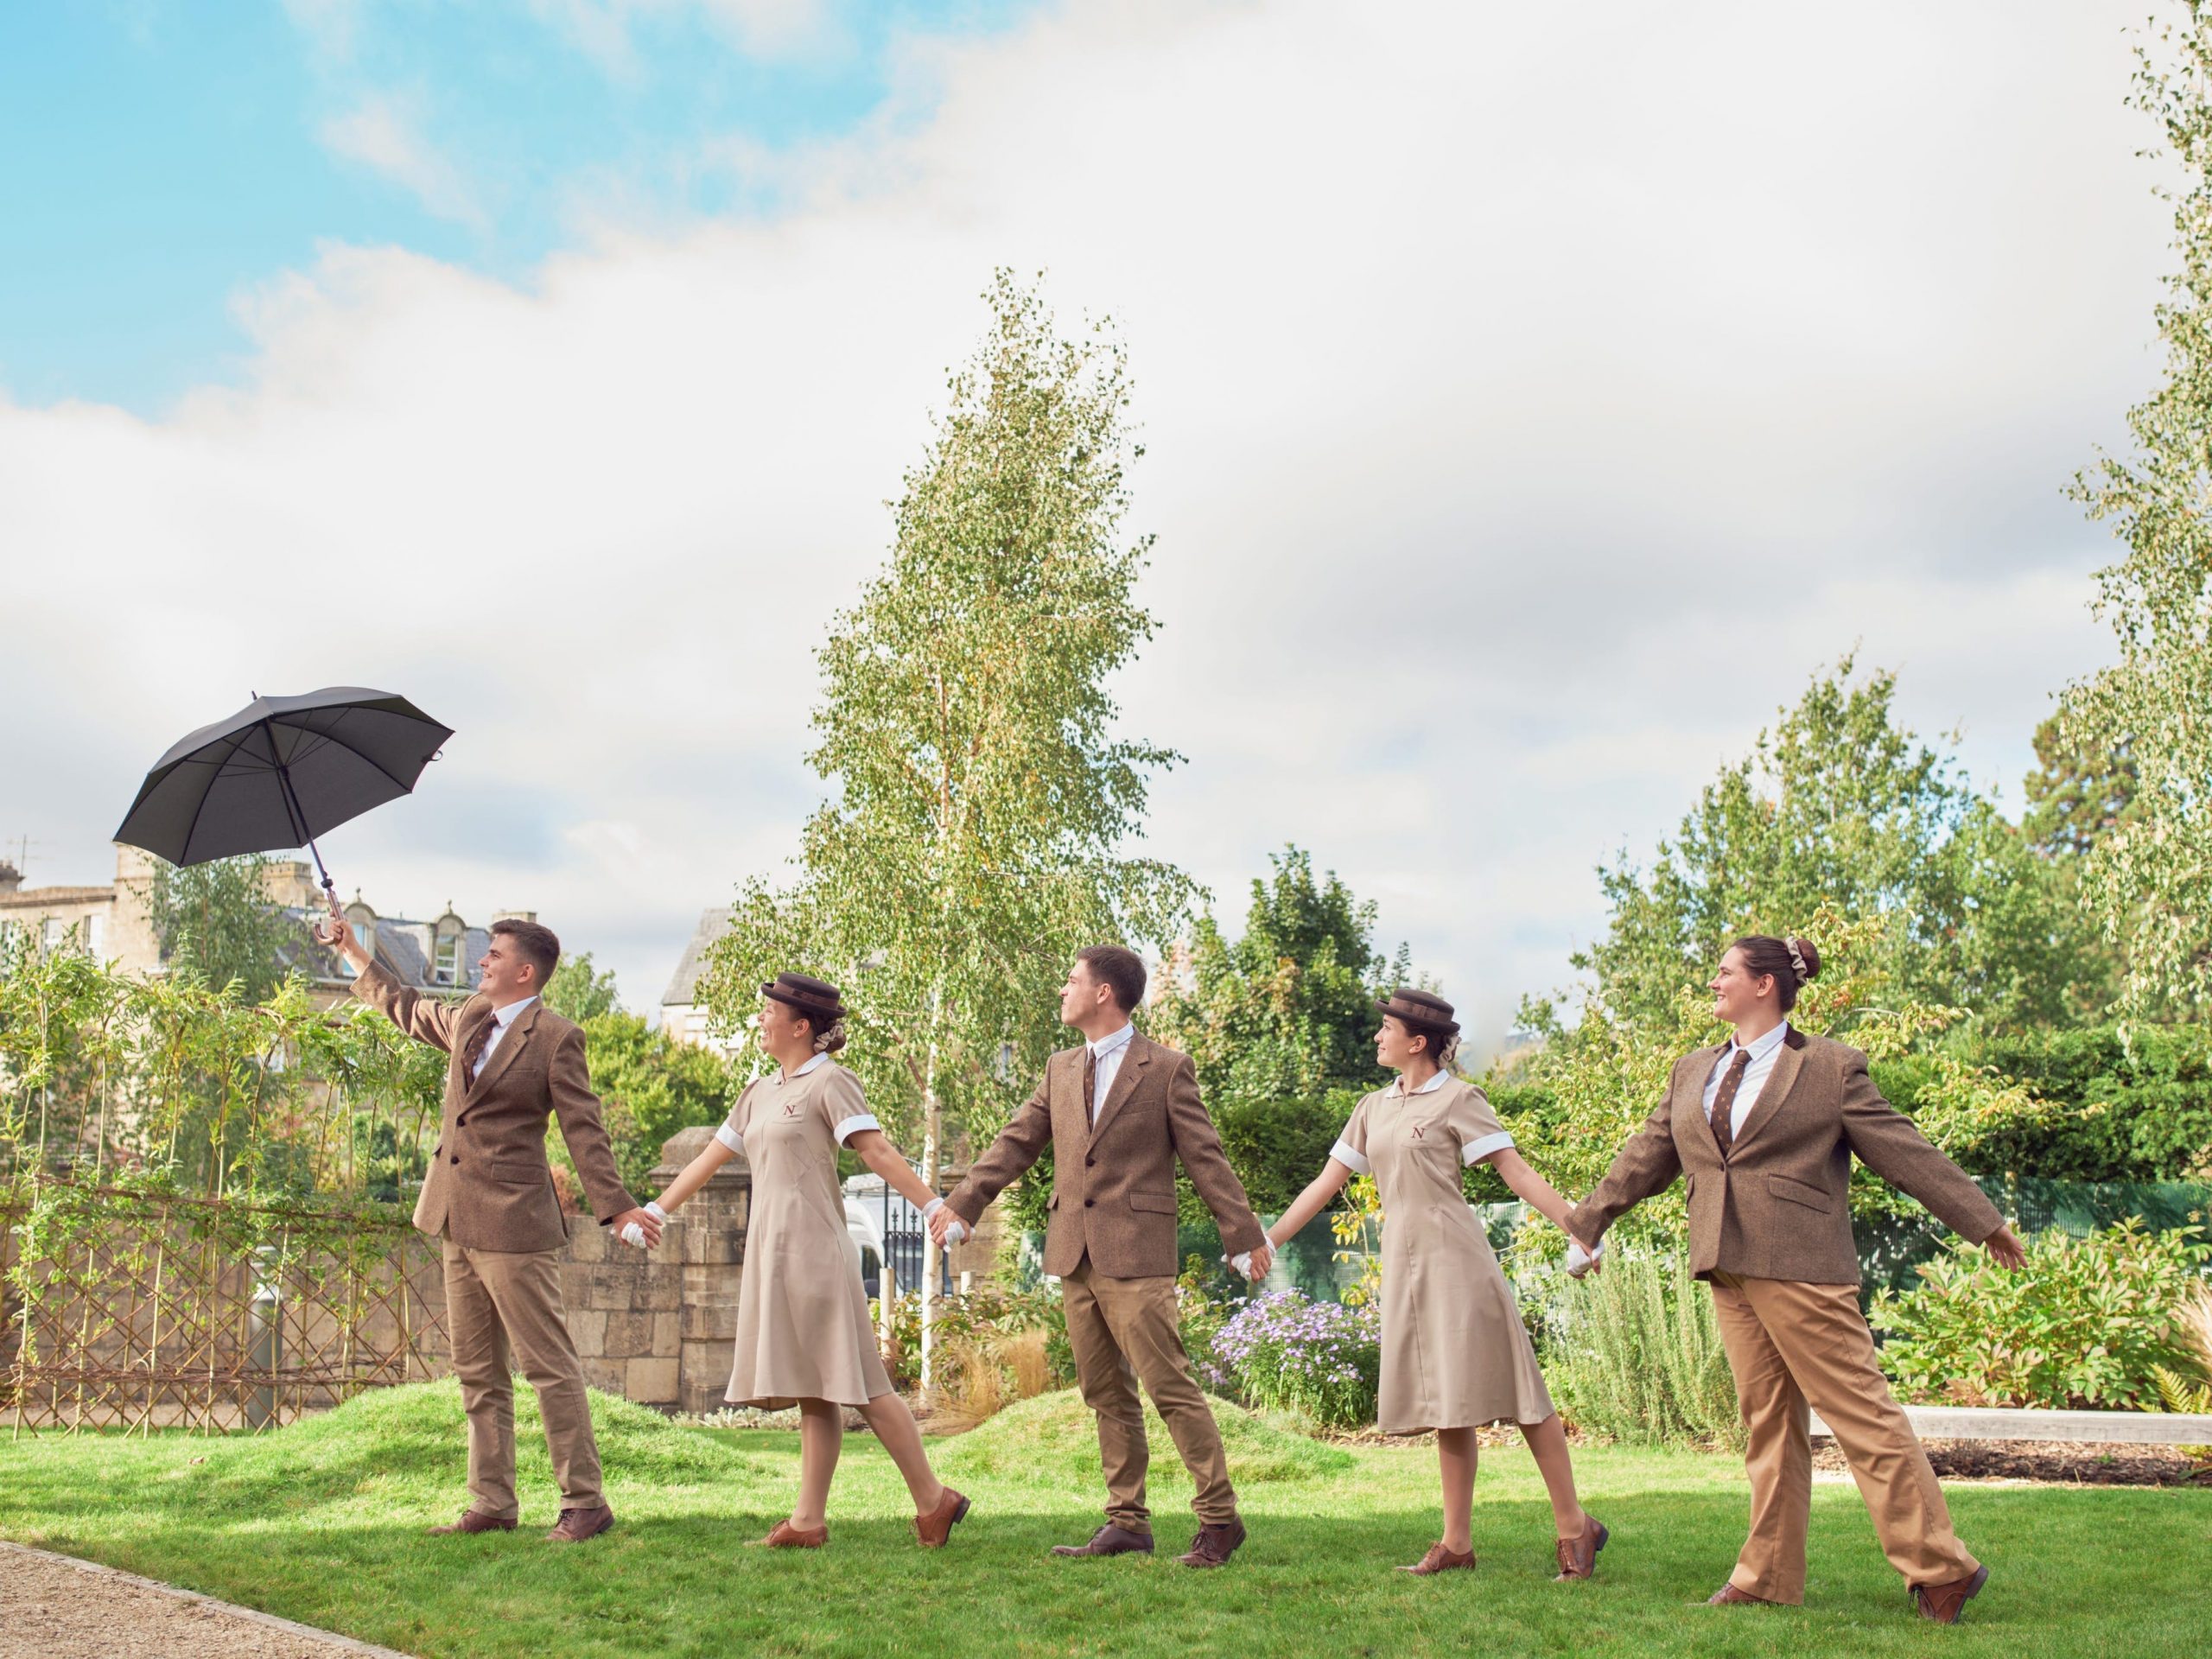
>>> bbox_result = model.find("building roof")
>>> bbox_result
[663,906,734,1007]
[281,906,488,992]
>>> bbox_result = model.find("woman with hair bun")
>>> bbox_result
[1565,936,2027,1624]
[1264,988,1604,1580]
[640,972,969,1551]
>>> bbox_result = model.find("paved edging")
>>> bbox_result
[0,1541,419,1659]
[1811,1404,2212,1444]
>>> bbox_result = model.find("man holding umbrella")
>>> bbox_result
[324,909,660,1542]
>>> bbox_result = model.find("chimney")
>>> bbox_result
[0,860,20,895]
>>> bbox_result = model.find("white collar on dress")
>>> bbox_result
[776,1050,830,1084]
[1389,1066,1451,1096]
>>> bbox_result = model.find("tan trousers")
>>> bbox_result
[1709,1272,1978,1604]
[443,1239,602,1519]
[1061,1258,1236,1533]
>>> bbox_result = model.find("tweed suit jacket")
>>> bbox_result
[1567,1027,2004,1287]
[946,1030,1268,1280]
[353,961,638,1253]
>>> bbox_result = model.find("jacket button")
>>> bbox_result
[1084,1157,1096,1167]
[456,1117,467,1127]
[450,1155,460,1165]
[1084,1198,1095,1208]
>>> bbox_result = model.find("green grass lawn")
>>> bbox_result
[2,1382,2205,1658]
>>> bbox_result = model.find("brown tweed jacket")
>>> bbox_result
[353,961,637,1253]
[1567,1027,2004,1287]
[946,1030,1268,1280]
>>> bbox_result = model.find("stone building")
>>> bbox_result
[0,842,534,1006]
[659,905,740,1052]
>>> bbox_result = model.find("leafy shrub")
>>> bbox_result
[1875,1023,2212,1182]
[1870,1219,2210,1408]
[1544,1250,1743,1449]
[871,1282,1070,1395]
[1205,1288,1381,1428]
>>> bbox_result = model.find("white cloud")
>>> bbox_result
[282,0,364,60]
[0,0,2172,1037]
[530,0,835,79]
[318,92,489,231]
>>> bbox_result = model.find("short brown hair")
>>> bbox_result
[492,918,561,987]
[1076,944,1147,1013]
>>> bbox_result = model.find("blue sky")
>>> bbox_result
[0,0,1033,410]
[0,3,2177,1029]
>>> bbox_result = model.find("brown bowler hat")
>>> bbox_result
[761,972,846,1024]
[1375,986,1459,1036]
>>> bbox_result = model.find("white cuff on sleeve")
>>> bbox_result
[1329,1139,1371,1175]
[1460,1130,1515,1166]
[923,1197,944,1217]
[714,1124,744,1154]
[832,1112,881,1147]
[645,1199,668,1223]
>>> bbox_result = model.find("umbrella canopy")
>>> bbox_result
[114,688,453,892]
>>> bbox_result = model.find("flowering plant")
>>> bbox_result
[1205,1287,1381,1427]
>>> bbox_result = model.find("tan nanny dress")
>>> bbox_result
[1334,1072,1554,1435]
[717,1056,895,1409]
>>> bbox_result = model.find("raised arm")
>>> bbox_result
[1837,1052,2023,1264]
[327,912,466,1052]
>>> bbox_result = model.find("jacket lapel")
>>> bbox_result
[1086,1032,1150,1145]
[1729,1026,1808,1156]
[466,1001,537,1102]
[1684,1041,1732,1157]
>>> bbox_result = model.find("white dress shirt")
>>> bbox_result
[1702,1019,1791,1138]
[1086,1020,1135,1122]
[472,994,538,1080]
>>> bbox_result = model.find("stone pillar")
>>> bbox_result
[651,1124,751,1417]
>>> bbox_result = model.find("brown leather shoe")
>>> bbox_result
[429,1510,517,1536]
[546,1504,615,1543]
[1051,1524,1154,1558]
[1708,1582,1777,1605]
[913,1486,971,1548]
[760,1519,830,1548]
[1554,1517,1608,1581]
[1913,1564,1988,1624]
[1177,1517,1248,1568]
[1396,1541,1476,1575]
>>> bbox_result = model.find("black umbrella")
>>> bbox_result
[114,687,454,904]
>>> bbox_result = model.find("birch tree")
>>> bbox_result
[702,271,1197,1389]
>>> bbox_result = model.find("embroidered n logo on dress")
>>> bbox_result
[783,1101,801,1117]
[1411,1124,1426,1139]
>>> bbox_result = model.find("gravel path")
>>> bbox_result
[0,1543,415,1659]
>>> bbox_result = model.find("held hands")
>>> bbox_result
[617,1200,668,1250]
[1565,1234,1605,1278]
[1981,1222,2028,1271]
[924,1198,967,1247]
[1224,1240,1275,1282]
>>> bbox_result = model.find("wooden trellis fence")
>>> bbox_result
[3,1179,448,1434]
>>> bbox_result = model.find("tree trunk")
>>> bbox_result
[918,1014,944,1398]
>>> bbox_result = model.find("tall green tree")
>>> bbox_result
[702,271,1198,1387]
[543,951,622,1023]
[1565,658,2096,1033]
[148,855,296,1001]
[1148,845,1405,1109]
[2022,709,2140,861]
[2066,5,2212,1010]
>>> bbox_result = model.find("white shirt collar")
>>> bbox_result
[778,1051,830,1084]
[490,995,537,1030]
[1732,1020,1789,1061]
[1088,1021,1135,1060]
[1391,1067,1451,1096]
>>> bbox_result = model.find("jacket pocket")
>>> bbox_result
[1128,1191,1177,1215]
[484,1159,550,1187]
[1767,1173,1832,1213]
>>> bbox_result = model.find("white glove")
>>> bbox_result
[621,1199,671,1250]
[923,1196,969,1244]
[1566,1236,1605,1276]
[1230,1251,1254,1280]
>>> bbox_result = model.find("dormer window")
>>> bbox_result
[434,912,463,986]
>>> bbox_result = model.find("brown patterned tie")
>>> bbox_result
[460,1015,493,1084]
[1083,1046,1098,1124]
[1709,1048,1751,1159]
